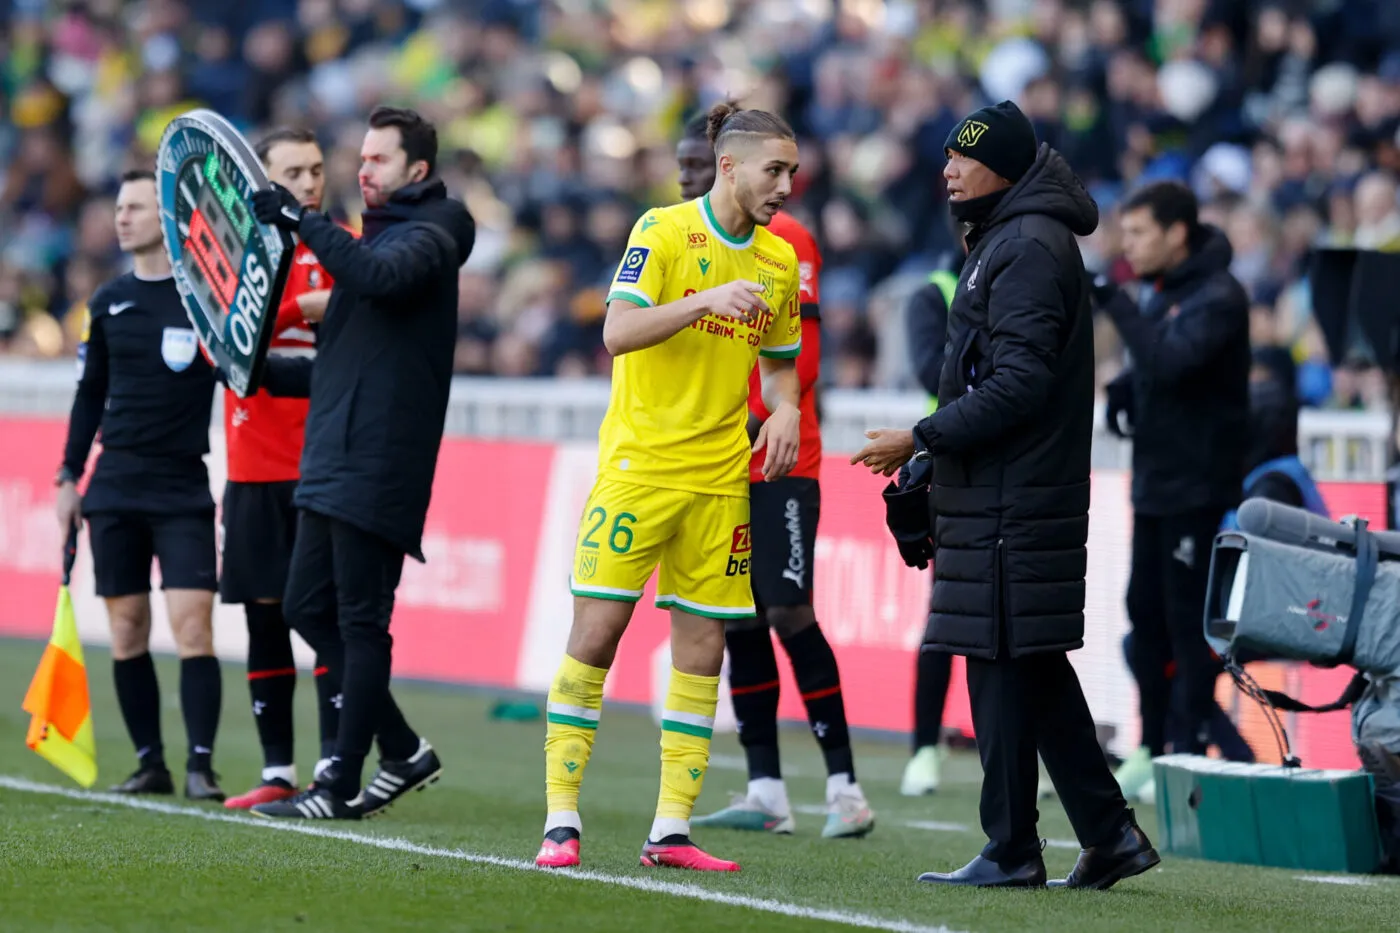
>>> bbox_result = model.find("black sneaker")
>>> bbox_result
[110,766,174,795]
[360,739,442,817]
[250,785,363,820]
[185,770,226,802]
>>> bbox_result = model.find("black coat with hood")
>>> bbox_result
[1100,226,1251,517]
[913,144,1099,660]
[276,179,476,562]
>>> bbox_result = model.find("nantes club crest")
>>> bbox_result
[157,110,293,398]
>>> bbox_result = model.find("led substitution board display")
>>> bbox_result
[157,110,293,397]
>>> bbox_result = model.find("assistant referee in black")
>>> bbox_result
[56,169,224,801]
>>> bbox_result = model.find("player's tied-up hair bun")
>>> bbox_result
[705,101,795,151]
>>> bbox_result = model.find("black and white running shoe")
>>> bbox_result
[250,785,363,821]
[360,738,442,818]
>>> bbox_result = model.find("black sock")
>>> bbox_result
[781,624,854,780]
[113,653,164,769]
[725,626,782,780]
[313,659,343,762]
[245,603,296,768]
[914,648,953,751]
[180,656,222,773]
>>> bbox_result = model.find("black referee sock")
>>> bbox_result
[724,626,783,781]
[914,648,953,752]
[113,653,165,770]
[245,602,296,768]
[180,656,222,773]
[313,659,343,762]
[781,625,854,780]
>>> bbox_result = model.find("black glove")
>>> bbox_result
[1090,273,1120,312]
[251,184,304,232]
[883,480,935,569]
[1105,371,1134,438]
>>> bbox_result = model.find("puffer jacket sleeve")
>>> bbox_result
[916,238,1067,455]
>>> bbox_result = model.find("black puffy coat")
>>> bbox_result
[291,179,476,561]
[1101,227,1251,517]
[913,145,1099,660]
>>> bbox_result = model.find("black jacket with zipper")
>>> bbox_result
[266,179,475,561]
[913,144,1099,660]
[1101,226,1251,517]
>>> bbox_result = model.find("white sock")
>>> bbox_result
[826,772,859,803]
[748,777,790,815]
[261,764,296,786]
[545,810,582,835]
[649,816,690,842]
[313,758,334,782]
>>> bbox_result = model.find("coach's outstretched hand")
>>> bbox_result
[852,428,916,477]
[252,184,304,232]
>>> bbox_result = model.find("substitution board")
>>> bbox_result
[156,109,294,398]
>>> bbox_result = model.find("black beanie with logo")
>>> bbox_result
[944,100,1038,184]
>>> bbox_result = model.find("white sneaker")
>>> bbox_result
[1114,747,1155,803]
[822,783,875,839]
[691,792,795,834]
[900,745,944,796]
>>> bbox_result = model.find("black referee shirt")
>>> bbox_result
[61,272,216,514]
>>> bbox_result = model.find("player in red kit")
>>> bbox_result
[222,129,345,809]
[677,115,874,839]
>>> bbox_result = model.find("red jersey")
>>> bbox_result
[748,210,822,483]
[224,240,333,483]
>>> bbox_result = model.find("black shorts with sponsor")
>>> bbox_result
[87,509,218,598]
[749,477,820,609]
[219,480,299,604]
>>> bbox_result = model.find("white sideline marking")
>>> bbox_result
[1295,875,1376,886]
[0,775,964,933]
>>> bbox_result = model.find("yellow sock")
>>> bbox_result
[656,668,719,824]
[544,654,608,819]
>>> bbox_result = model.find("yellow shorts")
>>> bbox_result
[569,478,756,619]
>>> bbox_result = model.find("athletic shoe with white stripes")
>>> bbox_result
[359,738,443,818]
[249,785,363,821]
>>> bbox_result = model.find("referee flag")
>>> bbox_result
[22,526,97,788]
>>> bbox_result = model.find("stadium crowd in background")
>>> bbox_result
[0,0,1398,408]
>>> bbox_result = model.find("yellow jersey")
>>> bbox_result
[600,194,803,497]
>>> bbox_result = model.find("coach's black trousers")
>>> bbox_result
[283,509,419,788]
[966,637,1128,866]
[1126,508,1225,756]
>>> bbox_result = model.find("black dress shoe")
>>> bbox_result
[1048,812,1160,890]
[110,766,174,795]
[918,854,1047,888]
[185,770,226,802]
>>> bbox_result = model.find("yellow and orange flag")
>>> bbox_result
[22,526,96,787]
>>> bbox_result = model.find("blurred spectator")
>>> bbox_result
[0,0,1393,411]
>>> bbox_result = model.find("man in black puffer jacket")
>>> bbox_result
[248,106,476,821]
[1094,181,1250,803]
[854,101,1156,890]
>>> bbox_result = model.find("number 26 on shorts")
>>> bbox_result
[580,507,637,554]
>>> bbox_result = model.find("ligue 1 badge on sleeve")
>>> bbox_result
[156,109,294,398]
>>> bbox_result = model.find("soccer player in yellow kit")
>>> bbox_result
[536,103,805,873]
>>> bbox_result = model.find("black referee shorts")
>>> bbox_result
[87,510,218,598]
[219,480,299,604]
[749,477,820,609]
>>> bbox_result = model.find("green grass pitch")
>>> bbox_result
[1,637,1395,932]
